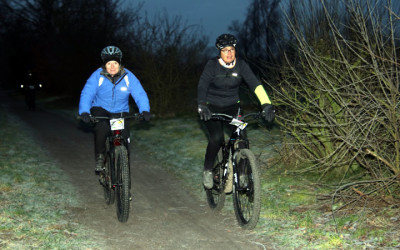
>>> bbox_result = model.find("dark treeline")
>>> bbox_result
[0,0,209,116]
[0,0,288,116]
[0,0,287,116]
[0,0,137,93]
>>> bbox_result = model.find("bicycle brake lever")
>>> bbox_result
[89,115,99,123]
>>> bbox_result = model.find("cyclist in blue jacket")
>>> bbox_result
[79,45,150,172]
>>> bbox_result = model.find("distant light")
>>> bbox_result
[39,84,43,88]
[21,85,24,88]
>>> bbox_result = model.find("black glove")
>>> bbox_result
[142,111,151,121]
[198,104,212,121]
[80,112,91,123]
[262,104,275,123]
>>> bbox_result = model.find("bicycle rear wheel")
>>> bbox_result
[233,149,261,229]
[205,148,226,211]
[114,146,130,222]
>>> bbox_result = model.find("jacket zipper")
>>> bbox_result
[111,73,128,109]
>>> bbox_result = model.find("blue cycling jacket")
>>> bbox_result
[79,68,150,114]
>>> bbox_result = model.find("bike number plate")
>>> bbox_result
[110,118,125,130]
[230,118,248,130]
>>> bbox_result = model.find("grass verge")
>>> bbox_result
[0,106,97,249]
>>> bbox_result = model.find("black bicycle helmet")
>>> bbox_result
[101,45,122,64]
[215,34,237,50]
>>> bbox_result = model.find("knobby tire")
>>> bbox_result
[233,149,261,229]
[114,146,130,222]
[206,148,226,211]
[103,147,115,205]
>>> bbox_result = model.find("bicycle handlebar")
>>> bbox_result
[211,112,261,121]
[77,113,144,123]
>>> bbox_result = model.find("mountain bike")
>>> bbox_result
[205,110,261,230]
[79,113,143,222]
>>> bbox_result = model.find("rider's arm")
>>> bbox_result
[126,70,150,113]
[197,59,216,105]
[254,85,271,105]
[79,69,101,115]
[240,61,272,105]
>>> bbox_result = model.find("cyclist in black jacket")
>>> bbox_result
[197,34,275,190]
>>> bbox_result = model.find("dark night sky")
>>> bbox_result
[129,0,251,45]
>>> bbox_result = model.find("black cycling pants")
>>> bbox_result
[203,104,240,171]
[90,107,130,156]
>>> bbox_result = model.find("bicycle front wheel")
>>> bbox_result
[103,149,115,205]
[205,148,226,211]
[233,149,261,229]
[114,146,130,222]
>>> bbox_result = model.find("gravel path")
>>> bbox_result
[4,91,267,250]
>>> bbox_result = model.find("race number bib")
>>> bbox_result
[110,118,125,130]
[230,118,248,130]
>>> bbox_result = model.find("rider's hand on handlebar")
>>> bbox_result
[142,111,151,121]
[80,112,91,123]
[262,104,275,123]
[198,104,212,121]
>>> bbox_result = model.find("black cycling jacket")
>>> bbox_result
[197,57,260,107]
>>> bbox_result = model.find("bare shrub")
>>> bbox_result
[269,0,400,204]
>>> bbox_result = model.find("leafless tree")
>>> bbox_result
[229,0,283,65]
[128,11,208,116]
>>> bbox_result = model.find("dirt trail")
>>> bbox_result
[5,93,266,250]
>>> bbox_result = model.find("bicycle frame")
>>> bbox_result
[93,114,142,181]
[212,110,258,186]
[206,109,262,229]
[78,113,143,222]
